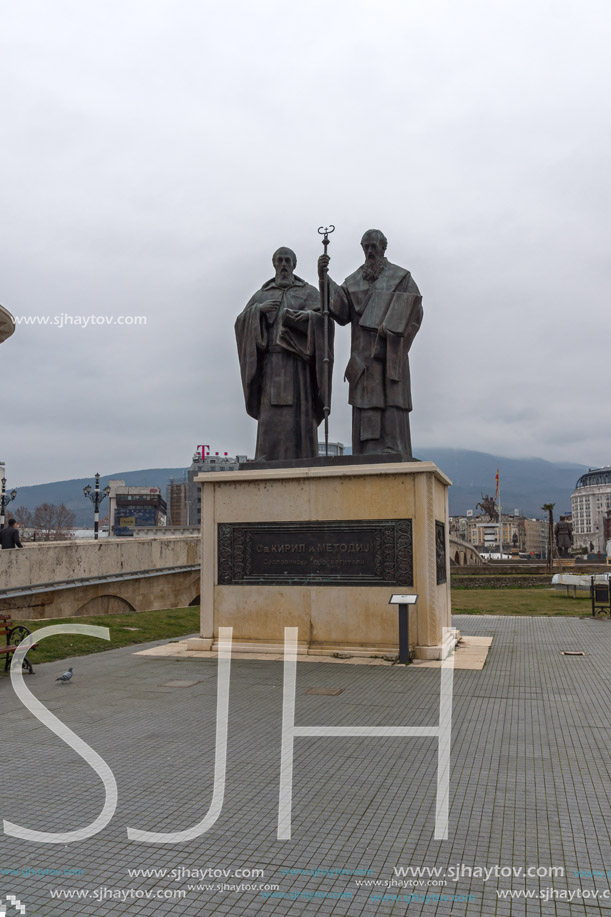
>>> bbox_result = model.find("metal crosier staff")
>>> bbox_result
[317,224,335,456]
[83,472,110,540]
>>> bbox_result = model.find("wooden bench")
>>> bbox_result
[0,613,36,674]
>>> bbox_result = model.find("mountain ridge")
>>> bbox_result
[7,450,590,526]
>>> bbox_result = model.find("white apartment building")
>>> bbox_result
[571,467,611,553]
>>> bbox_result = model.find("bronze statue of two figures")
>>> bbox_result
[235,229,423,463]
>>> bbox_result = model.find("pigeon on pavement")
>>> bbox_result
[56,667,73,684]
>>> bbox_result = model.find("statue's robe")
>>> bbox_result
[328,259,423,456]
[235,276,332,461]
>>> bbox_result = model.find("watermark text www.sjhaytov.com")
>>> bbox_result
[15,314,146,329]
[1,866,84,878]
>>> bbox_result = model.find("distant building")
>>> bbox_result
[450,512,548,557]
[166,479,188,526]
[523,517,549,556]
[108,480,167,536]
[166,449,249,527]
[466,516,524,552]
[318,441,345,457]
[571,466,611,553]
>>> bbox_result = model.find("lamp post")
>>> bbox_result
[541,503,555,573]
[83,473,110,540]
[0,475,17,530]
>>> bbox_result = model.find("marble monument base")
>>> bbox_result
[190,461,451,660]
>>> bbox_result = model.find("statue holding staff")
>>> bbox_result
[318,229,423,457]
[554,516,573,557]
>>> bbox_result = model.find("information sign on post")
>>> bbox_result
[389,594,419,664]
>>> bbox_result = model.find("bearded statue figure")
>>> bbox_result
[318,229,422,457]
[554,516,573,557]
[236,247,333,462]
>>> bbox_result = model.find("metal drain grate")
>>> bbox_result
[305,687,344,696]
[560,651,587,656]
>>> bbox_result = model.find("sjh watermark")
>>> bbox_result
[7,624,457,845]
[0,894,27,914]
[15,314,146,329]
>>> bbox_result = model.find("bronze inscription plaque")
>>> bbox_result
[217,519,413,586]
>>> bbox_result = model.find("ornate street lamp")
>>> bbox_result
[0,476,17,530]
[83,473,110,540]
[0,309,17,532]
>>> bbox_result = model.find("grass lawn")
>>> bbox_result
[451,587,593,616]
[3,589,601,671]
[6,606,200,667]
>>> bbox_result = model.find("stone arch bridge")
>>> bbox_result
[0,532,480,621]
[449,536,484,566]
[0,536,201,621]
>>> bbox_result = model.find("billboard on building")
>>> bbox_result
[114,505,159,536]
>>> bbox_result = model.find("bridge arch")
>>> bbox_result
[449,536,483,566]
[75,595,136,617]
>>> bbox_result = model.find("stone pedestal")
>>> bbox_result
[190,461,451,660]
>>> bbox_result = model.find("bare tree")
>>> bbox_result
[54,504,76,540]
[32,503,75,541]
[33,503,56,540]
[11,507,34,540]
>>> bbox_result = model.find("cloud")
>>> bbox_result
[1,0,610,485]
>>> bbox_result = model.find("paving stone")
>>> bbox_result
[0,615,610,914]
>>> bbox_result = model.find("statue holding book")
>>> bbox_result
[235,246,333,462]
[319,229,423,457]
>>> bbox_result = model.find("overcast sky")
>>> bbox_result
[1,0,609,486]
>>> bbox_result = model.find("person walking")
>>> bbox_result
[0,518,23,549]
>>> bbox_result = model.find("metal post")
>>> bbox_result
[317,224,335,456]
[498,487,502,558]
[94,472,100,540]
[84,473,109,540]
[398,603,410,664]
[389,594,418,664]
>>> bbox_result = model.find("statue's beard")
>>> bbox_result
[362,257,386,282]
[275,270,294,288]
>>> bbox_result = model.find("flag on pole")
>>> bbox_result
[494,468,499,502]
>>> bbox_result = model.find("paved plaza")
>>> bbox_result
[1,614,611,915]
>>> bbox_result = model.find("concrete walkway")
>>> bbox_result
[1,614,610,915]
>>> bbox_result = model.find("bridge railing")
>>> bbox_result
[0,534,200,591]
